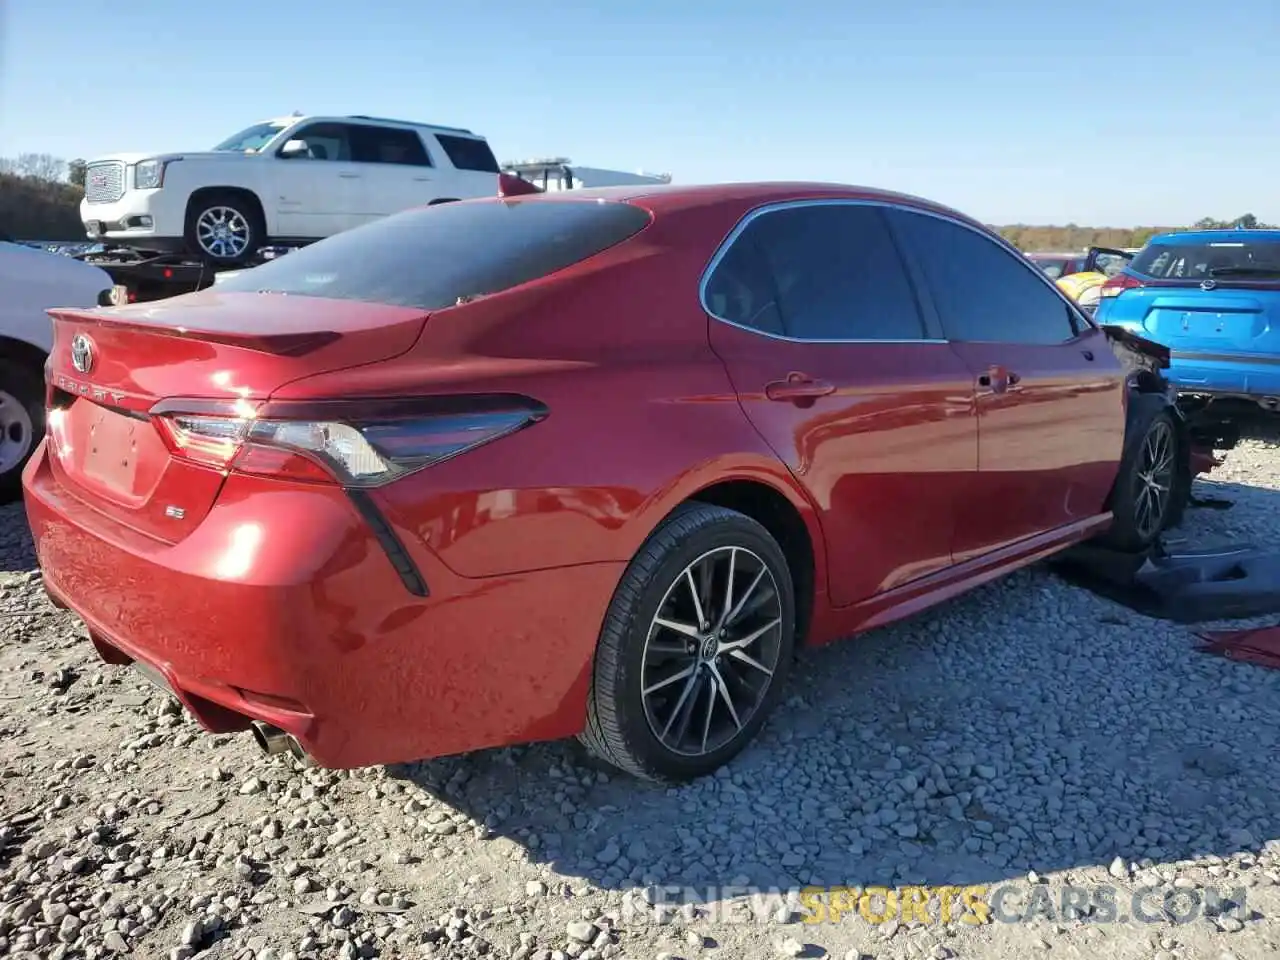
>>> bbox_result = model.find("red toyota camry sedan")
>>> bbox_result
[24,181,1182,782]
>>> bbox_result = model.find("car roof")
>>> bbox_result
[260,114,481,137]
[507,181,991,231]
[1148,228,1280,244]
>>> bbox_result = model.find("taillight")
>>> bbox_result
[151,396,547,487]
[1100,273,1144,299]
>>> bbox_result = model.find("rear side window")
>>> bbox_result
[704,203,926,341]
[436,134,501,173]
[351,126,431,166]
[214,199,652,309]
[890,209,1080,345]
[702,234,784,336]
[1131,238,1280,280]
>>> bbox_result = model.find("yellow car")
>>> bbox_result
[1027,246,1134,314]
[1055,270,1107,313]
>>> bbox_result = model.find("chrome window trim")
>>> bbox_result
[698,197,1095,346]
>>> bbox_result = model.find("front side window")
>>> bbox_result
[281,123,356,162]
[890,209,1080,345]
[704,203,926,341]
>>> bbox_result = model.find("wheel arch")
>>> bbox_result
[185,186,269,236]
[0,334,49,373]
[665,473,825,646]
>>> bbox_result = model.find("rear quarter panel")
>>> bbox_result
[268,200,830,582]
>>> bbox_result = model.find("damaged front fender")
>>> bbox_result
[1101,323,1237,481]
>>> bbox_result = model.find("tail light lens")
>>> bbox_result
[1100,273,1144,299]
[152,396,547,487]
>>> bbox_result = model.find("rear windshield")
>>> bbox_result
[214,199,652,309]
[1131,237,1280,281]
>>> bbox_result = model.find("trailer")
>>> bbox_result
[502,158,671,192]
[76,244,303,305]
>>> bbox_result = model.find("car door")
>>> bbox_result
[348,124,438,219]
[273,122,367,237]
[886,207,1127,559]
[1084,246,1134,277]
[705,201,978,607]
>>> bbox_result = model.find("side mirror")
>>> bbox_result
[279,139,308,158]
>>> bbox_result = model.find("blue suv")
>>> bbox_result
[1094,229,1280,413]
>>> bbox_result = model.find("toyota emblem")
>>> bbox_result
[70,334,95,374]
[1200,279,1217,291]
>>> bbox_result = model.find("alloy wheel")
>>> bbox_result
[195,206,251,260]
[640,546,783,757]
[1133,418,1175,540]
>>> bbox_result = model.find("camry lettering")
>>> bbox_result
[56,376,124,405]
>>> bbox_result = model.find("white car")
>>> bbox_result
[0,242,111,497]
[80,114,502,267]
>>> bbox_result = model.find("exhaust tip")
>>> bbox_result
[250,721,291,756]
[250,721,314,766]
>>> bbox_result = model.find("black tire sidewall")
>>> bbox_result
[0,359,45,499]
[185,194,264,267]
[602,508,796,780]
[1106,403,1179,551]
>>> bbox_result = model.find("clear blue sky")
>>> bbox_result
[2,0,1276,226]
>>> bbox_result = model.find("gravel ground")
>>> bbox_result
[3,427,1280,960]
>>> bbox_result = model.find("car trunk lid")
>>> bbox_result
[44,291,428,543]
[1135,288,1280,353]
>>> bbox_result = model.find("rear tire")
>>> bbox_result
[184,191,265,267]
[579,503,796,782]
[1103,408,1179,551]
[0,359,44,502]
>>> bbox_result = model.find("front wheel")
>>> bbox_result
[579,503,796,782]
[1103,408,1180,551]
[184,193,264,267]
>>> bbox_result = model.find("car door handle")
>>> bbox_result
[765,375,836,403]
[977,367,1019,393]
[338,173,361,179]
[413,176,432,182]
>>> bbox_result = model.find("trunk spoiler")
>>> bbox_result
[497,172,544,198]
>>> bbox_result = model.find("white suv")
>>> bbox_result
[0,241,110,498]
[80,115,502,266]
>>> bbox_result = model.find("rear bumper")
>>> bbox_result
[22,441,624,768]
[1169,353,1280,402]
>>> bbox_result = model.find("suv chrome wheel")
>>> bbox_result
[195,206,252,261]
